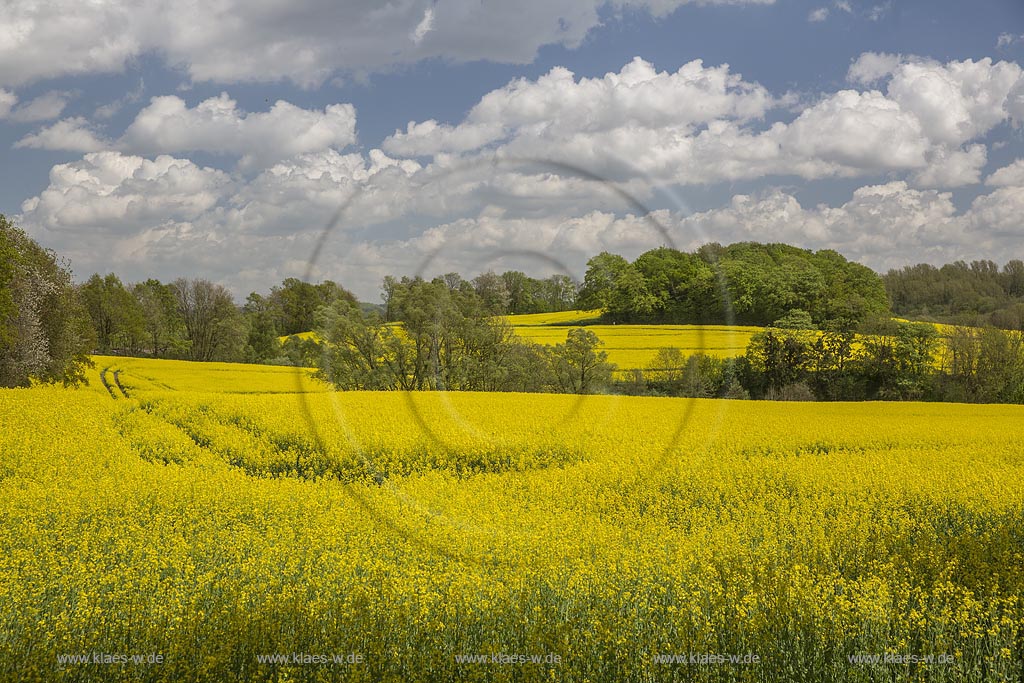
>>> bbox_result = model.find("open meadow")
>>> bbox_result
[1,356,1022,681]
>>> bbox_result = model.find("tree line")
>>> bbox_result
[578,242,890,328]
[73,269,582,366]
[3,210,1023,403]
[884,259,1024,330]
[614,320,1024,404]
[76,274,356,363]
[318,276,613,393]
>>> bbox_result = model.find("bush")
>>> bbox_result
[721,379,750,400]
[772,309,817,330]
[766,382,817,401]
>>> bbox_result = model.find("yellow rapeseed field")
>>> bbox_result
[503,310,604,326]
[504,311,758,370]
[511,324,760,370]
[275,312,964,376]
[1,356,1022,681]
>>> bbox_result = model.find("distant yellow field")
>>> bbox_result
[502,309,603,326]
[277,330,321,344]
[892,318,960,335]
[275,312,969,374]
[92,355,327,394]
[278,311,759,371]
[512,324,761,370]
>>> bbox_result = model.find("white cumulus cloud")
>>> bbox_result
[986,159,1024,187]
[847,52,902,84]
[0,0,776,88]
[21,152,232,233]
[14,51,1024,296]
[15,94,360,170]
[384,54,1024,189]
[120,94,358,168]
[0,89,16,118]
[14,117,109,152]
[385,58,774,159]
[6,90,71,122]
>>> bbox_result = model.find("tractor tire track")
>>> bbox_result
[98,368,118,399]
[113,370,131,398]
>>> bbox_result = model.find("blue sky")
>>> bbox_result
[2,0,1023,299]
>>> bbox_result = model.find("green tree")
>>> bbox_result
[856,320,938,400]
[317,300,397,390]
[578,252,631,311]
[645,348,728,397]
[500,271,536,314]
[270,278,355,336]
[497,340,556,392]
[134,279,186,358]
[808,330,860,400]
[939,325,1024,403]
[472,271,510,315]
[319,276,555,393]
[551,328,615,394]
[540,274,577,312]
[605,265,657,322]
[242,292,281,363]
[773,309,816,330]
[80,273,145,353]
[634,247,718,322]
[884,257,1024,330]
[171,278,242,362]
[0,215,94,387]
[741,328,814,398]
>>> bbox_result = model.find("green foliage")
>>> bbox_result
[856,320,939,400]
[885,259,1024,329]
[499,271,577,314]
[317,300,401,389]
[170,278,243,362]
[550,328,615,394]
[471,271,510,315]
[767,381,817,401]
[317,280,563,393]
[731,320,1024,403]
[741,328,817,397]
[577,252,632,312]
[76,274,356,364]
[634,247,718,322]
[133,279,187,358]
[773,309,816,330]
[0,214,94,388]
[641,348,735,398]
[269,278,356,336]
[271,335,321,368]
[935,326,1024,403]
[0,226,17,350]
[80,273,146,353]
[581,242,890,327]
[242,292,280,363]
